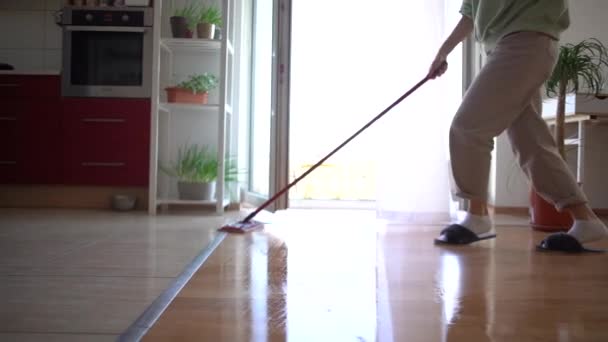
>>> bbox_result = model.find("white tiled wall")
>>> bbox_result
[0,1,63,71]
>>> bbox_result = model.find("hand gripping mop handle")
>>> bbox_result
[241,74,434,223]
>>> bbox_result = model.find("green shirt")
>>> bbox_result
[460,0,570,52]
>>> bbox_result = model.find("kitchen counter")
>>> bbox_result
[0,70,61,76]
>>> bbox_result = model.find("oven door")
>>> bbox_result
[62,26,152,98]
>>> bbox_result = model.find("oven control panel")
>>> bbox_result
[60,7,153,27]
[72,10,144,26]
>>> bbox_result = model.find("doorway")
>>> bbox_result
[242,0,463,214]
[287,1,463,210]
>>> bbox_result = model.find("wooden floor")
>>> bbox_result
[143,211,608,341]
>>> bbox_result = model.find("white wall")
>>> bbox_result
[562,0,608,208]
[562,0,608,78]
[0,0,63,71]
[492,0,608,209]
[493,133,531,208]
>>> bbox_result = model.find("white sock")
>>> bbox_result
[457,213,492,236]
[567,218,608,244]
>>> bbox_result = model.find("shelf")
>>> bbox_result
[157,198,230,207]
[160,38,234,55]
[159,102,220,112]
[161,38,221,52]
[150,0,236,216]
[544,114,595,125]
[565,138,579,146]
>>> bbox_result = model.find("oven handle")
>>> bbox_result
[65,26,149,33]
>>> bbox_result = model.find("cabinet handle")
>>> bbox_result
[0,84,20,88]
[0,161,17,165]
[0,117,17,121]
[67,26,147,33]
[82,118,126,123]
[82,162,126,167]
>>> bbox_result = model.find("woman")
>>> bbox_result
[430,0,607,252]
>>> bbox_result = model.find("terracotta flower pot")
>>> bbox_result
[197,23,215,39]
[529,189,572,232]
[165,87,209,104]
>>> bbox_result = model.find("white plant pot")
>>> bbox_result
[177,181,216,201]
[197,23,215,39]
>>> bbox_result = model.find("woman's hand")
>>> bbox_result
[428,53,448,79]
[428,15,473,79]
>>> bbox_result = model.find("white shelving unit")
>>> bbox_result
[149,0,236,215]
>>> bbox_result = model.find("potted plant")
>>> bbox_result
[530,38,608,231]
[161,144,239,201]
[170,2,198,38]
[165,73,219,104]
[196,4,222,39]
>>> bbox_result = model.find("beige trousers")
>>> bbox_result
[450,31,587,210]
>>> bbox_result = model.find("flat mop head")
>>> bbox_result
[219,220,265,233]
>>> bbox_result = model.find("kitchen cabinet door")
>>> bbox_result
[18,99,63,184]
[62,98,150,186]
[0,101,20,183]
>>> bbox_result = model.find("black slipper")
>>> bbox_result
[536,233,606,253]
[434,224,497,245]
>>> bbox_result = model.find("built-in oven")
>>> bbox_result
[60,7,153,98]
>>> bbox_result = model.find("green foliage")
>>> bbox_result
[161,144,240,183]
[177,73,219,94]
[545,38,608,159]
[173,2,200,30]
[546,38,608,98]
[197,4,223,26]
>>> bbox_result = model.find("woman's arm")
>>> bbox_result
[428,15,474,78]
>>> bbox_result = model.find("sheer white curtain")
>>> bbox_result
[373,1,463,223]
[289,0,463,219]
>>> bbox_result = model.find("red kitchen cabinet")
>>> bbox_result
[1,75,150,187]
[62,98,150,186]
[0,76,62,184]
[0,101,19,183]
[0,75,60,99]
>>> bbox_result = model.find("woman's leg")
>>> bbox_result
[507,90,607,243]
[444,32,561,239]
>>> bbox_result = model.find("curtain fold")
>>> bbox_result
[374,0,464,224]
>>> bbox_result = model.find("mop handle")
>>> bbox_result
[242,74,433,223]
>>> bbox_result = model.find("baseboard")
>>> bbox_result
[0,185,148,210]
[594,209,608,216]
[490,205,608,217]
[489,206,529,216]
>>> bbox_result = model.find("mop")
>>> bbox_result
[219,66,443,233]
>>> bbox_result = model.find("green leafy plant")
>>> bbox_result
[197,4,223,27]
[177,73,219,94]
[545,38,608,158]
[173,2,200,30]
[161,144,240,183]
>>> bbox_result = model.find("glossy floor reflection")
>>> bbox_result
[144,210,608,342]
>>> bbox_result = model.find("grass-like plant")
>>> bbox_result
[197,4,223,27]
[161,144,239,183]
[173,2,200,30]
